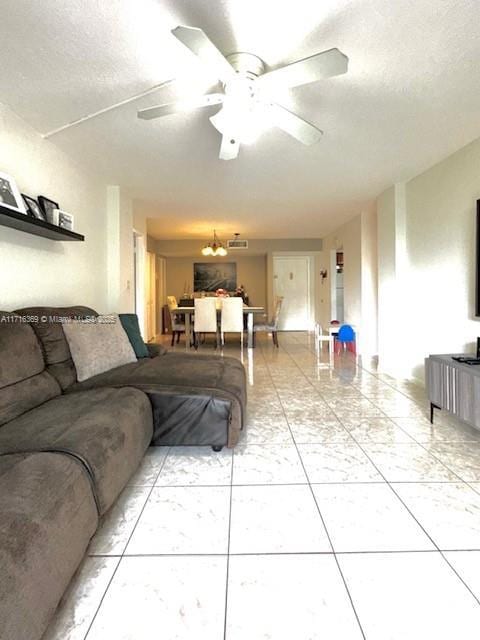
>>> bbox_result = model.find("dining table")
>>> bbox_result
[174,303,265,349]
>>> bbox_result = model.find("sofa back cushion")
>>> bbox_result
[0,313,61,426]
[14,306,97,390]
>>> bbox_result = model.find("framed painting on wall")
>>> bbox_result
[194,262,237,292]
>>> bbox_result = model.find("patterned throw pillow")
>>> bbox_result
[62,315,137,382]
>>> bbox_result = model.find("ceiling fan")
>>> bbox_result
[137,26,349,160]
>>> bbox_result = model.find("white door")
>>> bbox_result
[273,256,313,330]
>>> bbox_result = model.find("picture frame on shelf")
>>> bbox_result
[0,171,27,214]
[38,195,59,221]
[22,194,46,221]
[56,209,74,231]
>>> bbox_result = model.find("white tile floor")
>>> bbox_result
[43,332,480,640]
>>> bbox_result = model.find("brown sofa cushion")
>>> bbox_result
[0,313,60,425]
[0,387,153,514]
[68,351,247,447]
[0,451,97,640]
[14,306,98,390]
[69,351,247,424]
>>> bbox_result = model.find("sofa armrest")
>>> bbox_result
[146,343,167,358]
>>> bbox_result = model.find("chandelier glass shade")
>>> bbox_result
[201,229,228,257]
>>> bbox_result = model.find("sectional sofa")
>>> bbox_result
[0,306,246,640]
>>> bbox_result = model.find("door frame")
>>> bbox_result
[271,252,317,330]
[133,230,146,338]
[156,255,166,335]
[146,251,156,342]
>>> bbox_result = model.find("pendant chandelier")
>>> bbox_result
[201,229,228,256]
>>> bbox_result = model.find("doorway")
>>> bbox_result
[273,255,314,330]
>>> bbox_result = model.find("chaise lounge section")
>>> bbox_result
[0,306,247,640]
[17,306,246,448]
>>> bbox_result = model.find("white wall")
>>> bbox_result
[0,103,108,310]
[360,209,378,357]
[377,186,397,370]
[377,136,480,381]
[320,215,362,327]
[319,212,378,356]
[106,185,134,312]
[165,254,268,309]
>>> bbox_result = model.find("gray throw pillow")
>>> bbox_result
[62,315,137,382]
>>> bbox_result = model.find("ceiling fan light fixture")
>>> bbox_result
[210,100,269,145]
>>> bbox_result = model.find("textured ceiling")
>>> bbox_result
[2,0,480,239]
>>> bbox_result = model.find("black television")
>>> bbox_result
[477,199,480,316]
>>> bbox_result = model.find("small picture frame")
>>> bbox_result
[22,194,46,221]
[0,171,27,214]
[56,209,74,231]
[38,195,59,220]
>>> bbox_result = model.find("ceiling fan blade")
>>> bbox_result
[137,93,224,120]
[268,103,323,145]
[219,134,240,160]
[258,48,348,90]
[172,25,235,84]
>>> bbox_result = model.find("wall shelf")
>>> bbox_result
[0,204,84,241]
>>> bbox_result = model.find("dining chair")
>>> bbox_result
[314,323,334,353]
[220,297,244,349]
[193,298,218,349]
[167,295,186,346]
[253,296,283,347]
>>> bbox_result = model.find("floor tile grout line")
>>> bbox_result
[287,336,473,490]
[79,555,122,640]
[83,446,171,640]
[270,337,480,610]
[437,549,480,606]
[301,331,427,405]
[310,374,456,559]
[86,548,480,557]
[277,339,382,637]
[122,446,172,552]
[344,432,480,608]
[260,340,367,640]
[127,336,480,626]
[222,435,234,640]
[110,479,480,490]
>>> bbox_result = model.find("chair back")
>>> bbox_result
[221,297,243,333]
[271,296,283,328]
[167,296,177,312]
[194,298,217,333]
[338,324,355,342]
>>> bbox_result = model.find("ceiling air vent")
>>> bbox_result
[227,233,248,249]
